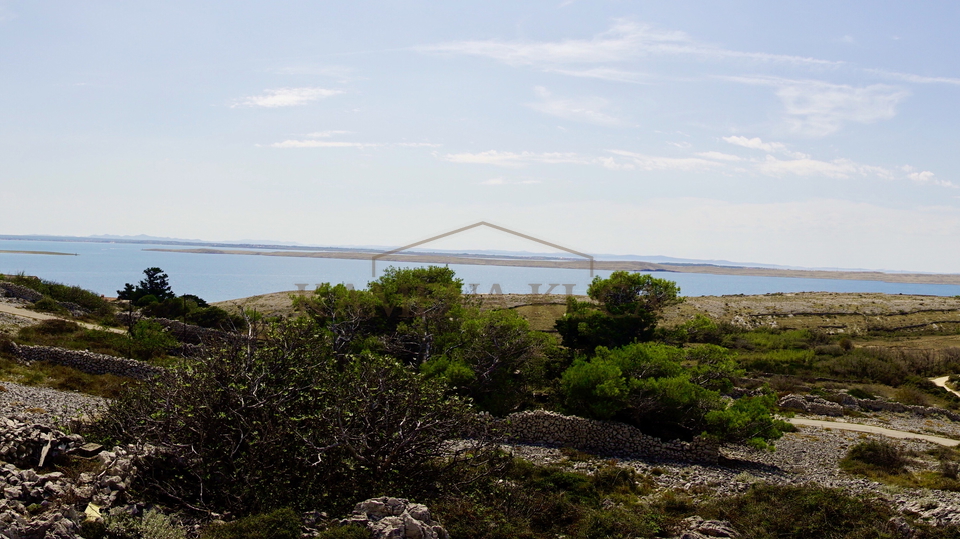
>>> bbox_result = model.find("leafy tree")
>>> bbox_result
[368,266,465,365]
[118,267,175,303]
[296,283,380,360]
[555,272,681,352]
[422,308,548,415]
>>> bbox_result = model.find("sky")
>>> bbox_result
[1,1,959,272]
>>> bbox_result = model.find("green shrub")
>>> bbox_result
[5,273,113,316]
[559,342,778,444]
[91,330,483,515]
[702,484,894,538]
[31,296,69,314]
[200,508,301,539]
[842,439,910,474]
[32,319,81,335]
[129,320,177,360]
[846,387,876,400]
[895,385,930,406]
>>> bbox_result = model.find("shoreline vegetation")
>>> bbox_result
[148,247,960,286]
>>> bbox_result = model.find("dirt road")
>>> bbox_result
[0,303,125,334]
[789,417,960,447]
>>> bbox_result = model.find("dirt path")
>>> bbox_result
[931,376,960,399]
[789,417,960,447]
[0,303,125,334]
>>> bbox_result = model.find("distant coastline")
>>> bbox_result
[146,247,960,286]
[0,249,75,256]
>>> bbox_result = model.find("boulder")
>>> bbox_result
[341,497,448,539]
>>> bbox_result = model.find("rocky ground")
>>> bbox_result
[0,298,39,337]
[0,381,104,428]
[508,409,960,528]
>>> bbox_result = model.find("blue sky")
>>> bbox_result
[2,1,959,272]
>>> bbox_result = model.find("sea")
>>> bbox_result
[2,239,960,303]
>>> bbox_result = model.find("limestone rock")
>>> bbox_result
[341,497,448,539]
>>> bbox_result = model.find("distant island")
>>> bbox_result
[147,247,960,286]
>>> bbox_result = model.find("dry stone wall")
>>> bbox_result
[0,283,43,303]
[10,343,163,380]
[779,393,960,421]
[496,410,720,463]
[116,312,237,345]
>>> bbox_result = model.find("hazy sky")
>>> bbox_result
[2,1,959,272]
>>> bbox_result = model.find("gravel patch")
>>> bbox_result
[504,412,960,526]
[0,380,105,427]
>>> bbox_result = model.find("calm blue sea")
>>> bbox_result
[2,239,959,302]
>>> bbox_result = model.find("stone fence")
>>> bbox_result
[779,393,960,421]
[116,312,240,345]
[495,410,719,463]
[10,343,164,380]
[0,282,44,303]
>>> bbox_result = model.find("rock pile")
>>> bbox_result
[10,343,163,380]
[778,394,845,416]
[0,417,83,469]
[673,516,739,538]
[498,410,720,463]
[779,393,960,421]
[0,283,43,303]
[0,414,153,537]
[340,497,449,539]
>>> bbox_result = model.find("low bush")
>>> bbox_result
[430,458,660,539]
[701,484,895,538]
[847,387,876,400]
[90,325,486,516]
[842,439,910,474]
[31,297,69,315]
[200,508,301,539]
[4,273,113,317]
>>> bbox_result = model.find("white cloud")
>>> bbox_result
[866,69,960,86]
[231,87,342,108]
[441,144,951,190]
[722,135,808,158]
[756,156,866,179]
[267,140,375,148]
[528,87,624,126]
[722,135,786,153]
[696,151,742,161]
[725,77,909,136]
[908,170,957,188]
[443,150,590,167]
[417,20,839,68]
[603,150,723,172]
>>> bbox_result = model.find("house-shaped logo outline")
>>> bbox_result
[370,221,594,278]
